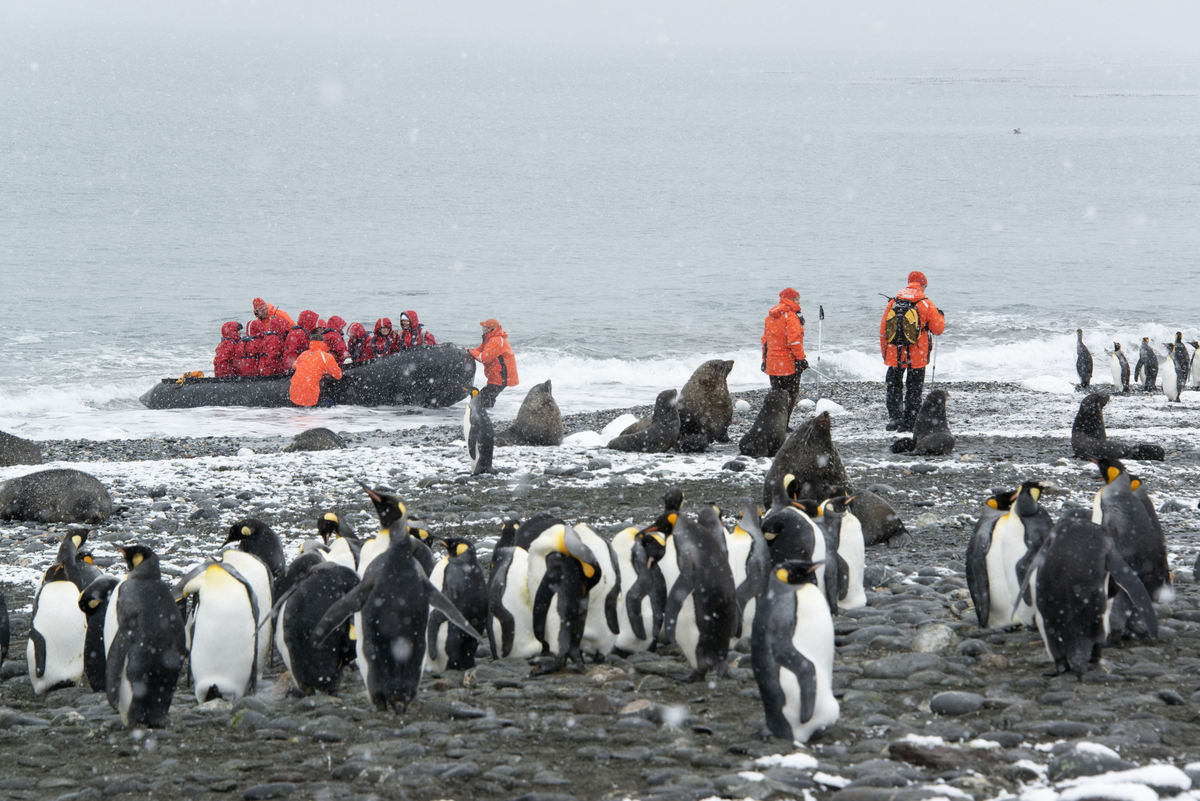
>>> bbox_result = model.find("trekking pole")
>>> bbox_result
[815,305,824,400]
[929,336,938,384]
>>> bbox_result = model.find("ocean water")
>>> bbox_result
[2,29,1198,440]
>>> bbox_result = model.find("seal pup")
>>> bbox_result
[1134,337,1158,391]
[494,379,563,446]
[1075,328,1093,388]
[1161,343,1182,402]
[607,389,680,453]
[751,558,838,742]
[677,359,735,449]
[1070,392,1164,461]
[762,411,850,509]
[738,386,791,458]
[890,388,954,455]
[1108,342,1130,393]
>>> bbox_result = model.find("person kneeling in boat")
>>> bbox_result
[284,310,322,371]
[398,310,437,349]
[214,321,258,378]
[469,318,518,409]
[371,318,402,357]
[346,322,374,363]
[323,316,350,363]
[290,330,343,407]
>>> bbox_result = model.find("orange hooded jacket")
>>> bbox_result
[761,296,807,376]
[289,341,343,406]
[470,322,518,387]
[879,281,944,369]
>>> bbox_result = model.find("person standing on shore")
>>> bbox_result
[880,271,944,431]
[470,318,518,408]
[760,287,809,424]
[289,330,343,407]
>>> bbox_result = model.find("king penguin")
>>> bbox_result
[1134,337,1158,391]
[27,534,89,694]
[572,523,621,660]
[725,506,771,642]
[317,511,360,572]
[1173,331,1190,386]
[105,545,187,727]
[487,519,542,660]
[965,488,1015,628]
[463,387,495,475]
[1075,329,1093,388]
[224,518,287,590]
[524,521,601,674]
[1189,340,1200,388]
[1109,342,1130,393]
[79,574,120,692]
[751,558,839,743]
[610,526,665,653]
[818,495,867,611]
[174,558,262,702]
[973,481,1051,629]
[1161,343,1182,402]
[272,559,359,695]
[426,537,489,672]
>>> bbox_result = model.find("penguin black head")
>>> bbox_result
[1113,342,1121,351]
[637,528,667,565]
[1093,457,1126,485]
[497,519,519,549]
[316,512,342,543]
[224,518,272,546]
[985,488,1015,512]
[1176,331,1184,344]
[78,575,119,615]
[774,559,823,586]
[118,544,161,577]
[790,498,821,518]
[360,482,407,529]
[68,527,91,551]
[439,537,474,559]
[820,494,855,516]
[1012,480,1048,514]
[408,523,432,543]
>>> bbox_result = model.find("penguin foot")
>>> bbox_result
[530,657,567,677]
[676,669,707,684]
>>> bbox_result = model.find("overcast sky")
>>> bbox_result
[6,0,1199,53]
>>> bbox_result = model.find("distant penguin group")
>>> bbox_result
[1076,329,1196,402]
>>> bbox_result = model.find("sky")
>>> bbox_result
[5,0,1200,54]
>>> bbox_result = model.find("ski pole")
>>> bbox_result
[817,305,824,364]
[929,336,938,384]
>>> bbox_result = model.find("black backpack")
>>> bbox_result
[884,298,922,347]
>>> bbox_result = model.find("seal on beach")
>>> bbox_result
[761,411,850,509]
[890,388,954,455]
[225,518,286,589]
[495,379,563,446]
[1024,510,1156,676]
[0,430,42,467]
[464,388,495,474]
[677,359,734,447]
[607,389,680,453]
[662,507,738,682]
[1134,337,1158,391]
[175,559,262,702]
[426,537,488,672]
[282,427,345,452]
[738,386,791,458]
[1075,329,1093,388]
[0,468,112,524]
[79,575,120,692]
[1109,342,1130,393]
[751,558,839,743]
[848,490,908,547]
[1070,392,1165,461]
[105,545,187,727]
[273,561,359,695]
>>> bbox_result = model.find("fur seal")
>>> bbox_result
[0,430,42,467]
[890,388,955,455]
[607,389,680,452]
[761,412,850,508]
[677,359,734,447]
[848,490,908,547]
[738,387,791,458]
[1070,392,1164,461]
[495,379,563,446]
[283,427,345,452]
[0,468,112,524]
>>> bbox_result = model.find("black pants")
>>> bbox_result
[478,383,504,409]
[769,372,801,423]
[885,365,925,428]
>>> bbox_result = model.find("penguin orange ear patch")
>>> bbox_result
[456,543,468,557]
[323,513,338,522]
[987,499,999,510]
[580,562,596,579]
[241,526,252,536]
[1106,466,1120,483]
[89,599,101,609]
[776,568,789,582]
[131,553,144,568]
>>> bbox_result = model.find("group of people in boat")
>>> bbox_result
[213,298,438,379]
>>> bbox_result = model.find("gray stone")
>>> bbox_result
[242,784,297,800]
[911,624,955,653]
[862,653,944,679]
[0,431,42,467]
[0,468,112,523]
[282,428,344,452]
[929,691,985,716]
[1047,747,1136,782]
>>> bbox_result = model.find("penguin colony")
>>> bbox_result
[1077,329,1199,402]
[1,354,1191,742]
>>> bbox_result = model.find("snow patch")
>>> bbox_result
[753,751,818,770]
[1019,375,1077,394]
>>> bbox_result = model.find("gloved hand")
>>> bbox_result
[760,361,767,373]
[798,358,810,371]
[798,315,805,326]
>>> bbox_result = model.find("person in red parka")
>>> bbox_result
[397,310,437,349]
[346,322,374,363]
[761,287,809,424]
[284,310,321,371]
[879,270,945,431]
[249,314,289,376]
[371,318,402,358]
[323,315,350,363]
[289,330,343,407]
[469,318,518,408]
[251,297,294,329]
[214,322,258,378]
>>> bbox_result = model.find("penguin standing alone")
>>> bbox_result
[1109,342,1130,393]
[1075,329,1093,388]
[174,558,262,702]
[463,387,495,475]
[105,545,187,727]
[751,558,839,742]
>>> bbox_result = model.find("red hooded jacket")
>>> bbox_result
[398,310,437,349]
[284,310,321,371]
[214,322,258,377]
[470,323,518,387]
[346,322,374,363]
[323,315,350,362]
[371,318,402,357]
[249,315,289,376]
[879,280,944,369]
[761,295,807,377]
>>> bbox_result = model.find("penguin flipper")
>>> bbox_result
[30,627,47,679]
[624,578,648,642]
[604,584,621,635]
[425,582,486,643]
[1009,545,1048,622]
[1106,552,1158,639]
[311,577,373,646]
[965,531,992,628]
[774,645,817,724]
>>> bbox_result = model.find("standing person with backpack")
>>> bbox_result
[880,271,945,432]
[761,287,810,425]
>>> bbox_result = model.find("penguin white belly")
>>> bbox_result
[498,551,540,659]
[659,538,681,603]
[1030,569,1054,659]
[675,594,700,669]
[837,516,867,610]
[984,516,1030,626]
[357,533,389,578]
[726,534,751,591]
[275,601,293,680]
[1190,351,1200,388]
[1162,357,1179,401]
[190,591,257,702]
[354,611,370,691]
[326,538,357,571]
[576,526,617,656]
[103,580,124,657]
[809,521,828,599]
[220,551,274,675]
[782,584,838,742]
[425,559,450,673]
[543,596,564,656]
[1109,354,1123,388]
[27,581,87,694]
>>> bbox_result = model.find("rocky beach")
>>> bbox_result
[2,380,1200,801]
